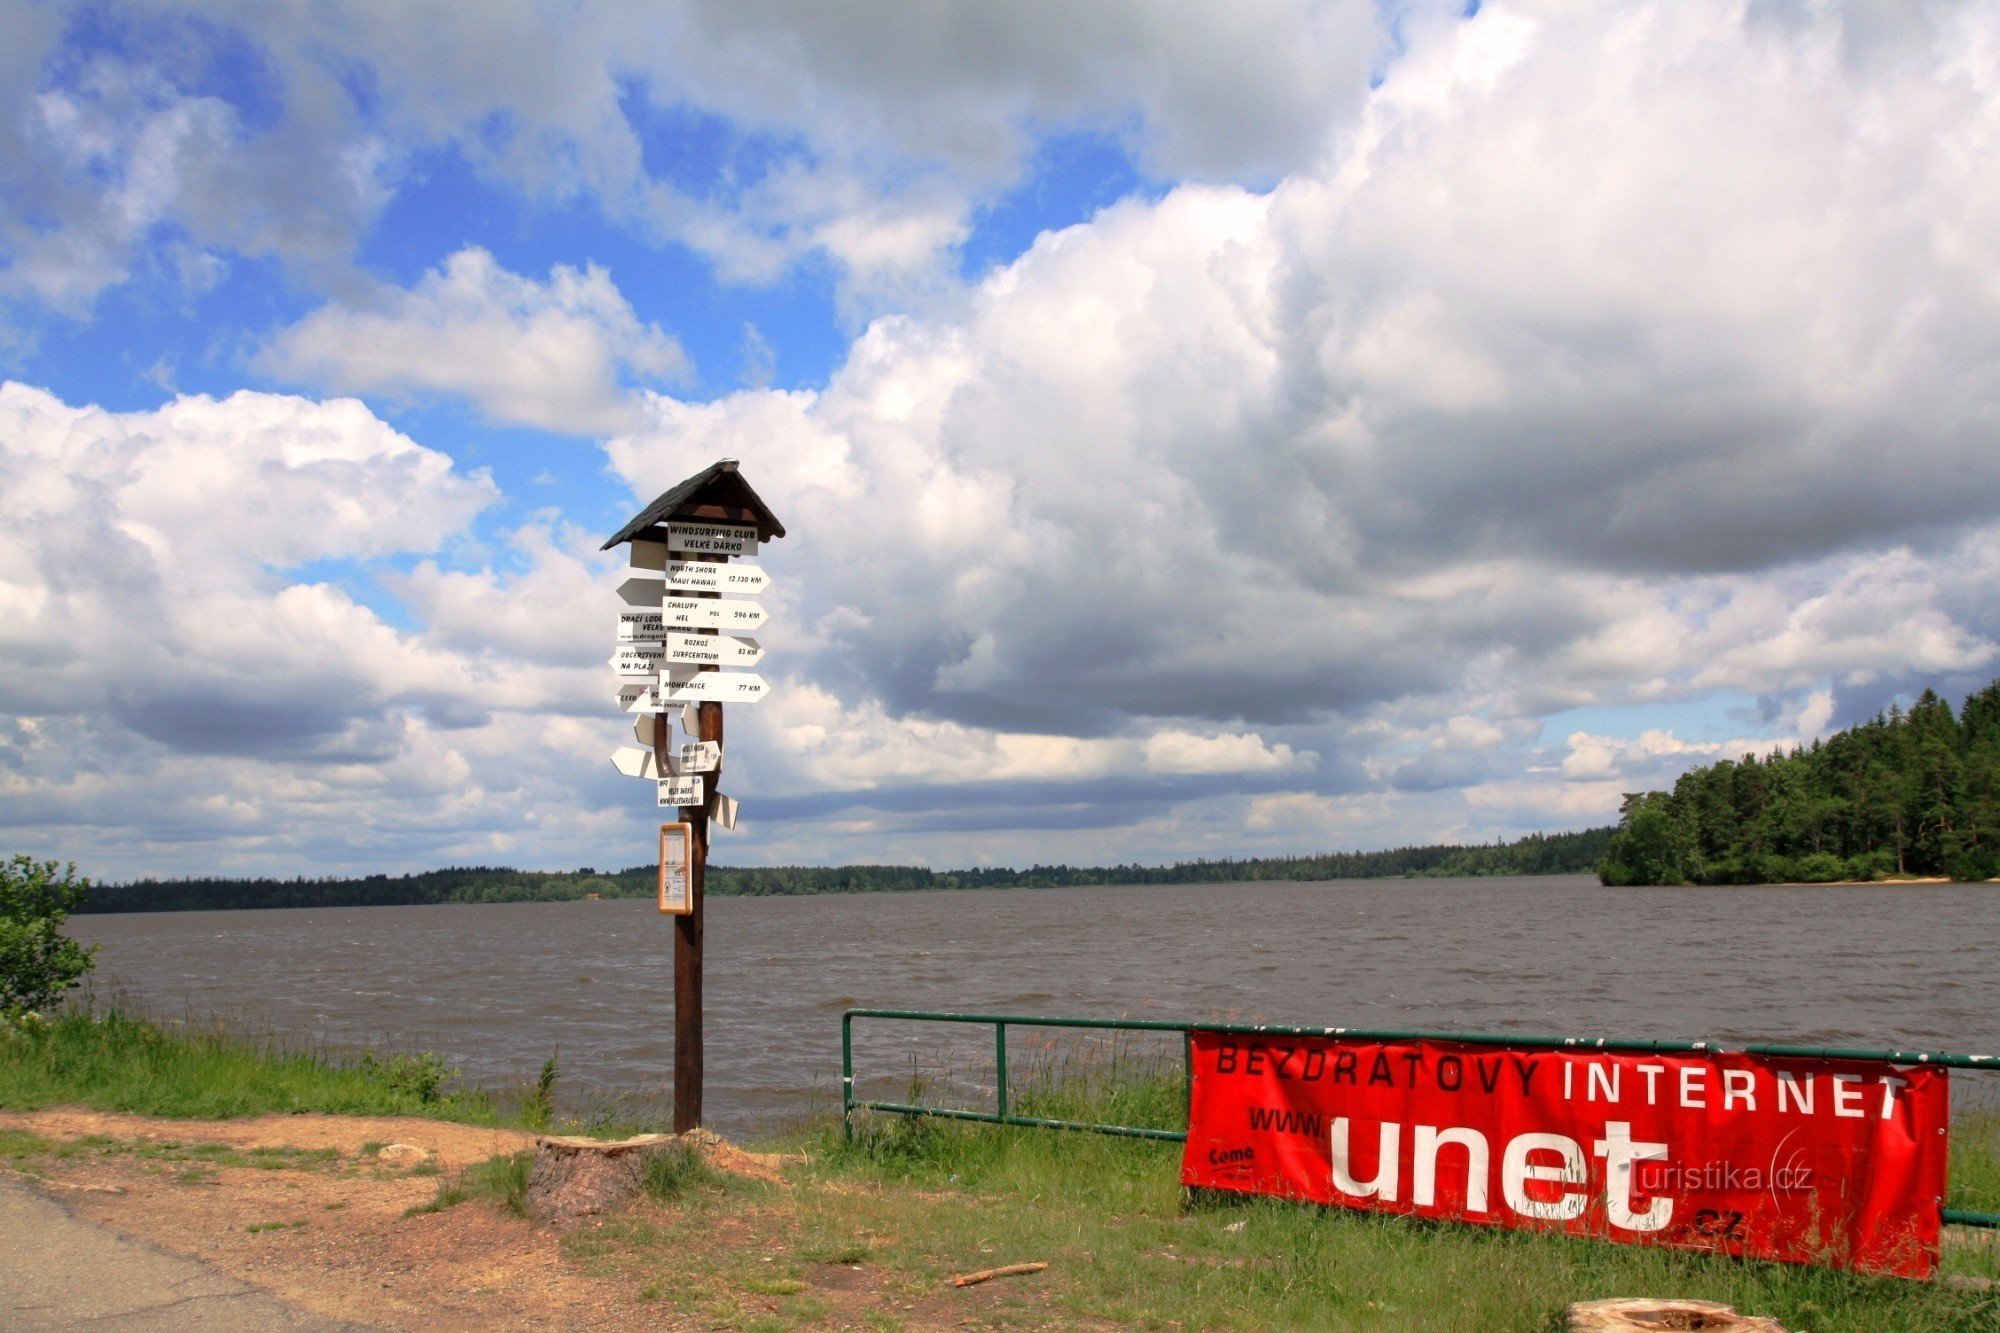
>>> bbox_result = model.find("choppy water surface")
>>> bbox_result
[69,876,2000,1134]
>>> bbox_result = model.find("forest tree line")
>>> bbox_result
[1599,678,2000,886]
[75,827,1612,913]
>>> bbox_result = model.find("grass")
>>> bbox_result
[0,1005,509,1122]
[1949,1110,2000,1218]
[802,1105,2000,1331]
[8,1009,1999,1328]
[641,1138,719,1199]
[0,1125,342,1174]
[406,1150,534,1218]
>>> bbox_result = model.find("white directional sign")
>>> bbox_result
[659,595,767,632]
[658,775,706,806]
[663,631,762,667]
[617,610,665,642]
[611,466,776,850]
[611,746,662,779]
[610,644,666,676]
[661,560,770,596]
[656,669,770,703]
[619,576,663,608]
[630,524,758,565]
[619,682,667,713]
[667,523,758,557]
[676,740,721,772]
[615,634,762,667]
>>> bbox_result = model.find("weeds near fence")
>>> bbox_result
[1007,1029,1186,1133]
[1949,1109,2000,1218]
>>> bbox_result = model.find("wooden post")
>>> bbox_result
[674,698,721,1133]
[606,460,782,1137]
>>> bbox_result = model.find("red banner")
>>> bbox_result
[1181,1033,1948,1278]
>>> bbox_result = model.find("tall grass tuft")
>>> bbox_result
[640,1140,717,1200]
[523,1049,560,1131]
[407,1151,532,1218]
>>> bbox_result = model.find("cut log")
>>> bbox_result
[526,1133,678,1223]
[1567,1298,1787,1332]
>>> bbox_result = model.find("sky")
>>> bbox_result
[5,0,2000,881]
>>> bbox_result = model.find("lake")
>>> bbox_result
[68,875,2000,1134]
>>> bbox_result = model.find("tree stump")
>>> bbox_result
[1567,1298,1787,1331]
[526,1133,677,1223]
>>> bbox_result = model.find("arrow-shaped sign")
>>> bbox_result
[659,596,767,632]
[675,740,721,772]
[616,623,765,660]
[662,631,762,667]
[659,560,770,596]
[617,610,665,641]
[634,713,661,747]
[619,682,667,713]
[610,643,666,676]
[613,634,762,669]
[711,792,739,831]
[658,775,706,806]
[655,669,770,704]
[619,576,663,608]
[610,746,663,779]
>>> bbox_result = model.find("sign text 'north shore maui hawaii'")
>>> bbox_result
[602,458,784,1133]
[1181,1033,1949,1278]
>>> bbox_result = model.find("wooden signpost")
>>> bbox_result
[603,458,784,1134]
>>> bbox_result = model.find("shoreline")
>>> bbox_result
[72,870,2000,915]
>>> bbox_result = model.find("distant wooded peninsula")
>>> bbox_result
[77,828,1612,913]
[1601,677,2000,886]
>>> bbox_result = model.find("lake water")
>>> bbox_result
[68,876,2000,1134]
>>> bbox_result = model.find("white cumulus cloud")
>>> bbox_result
[259,248,689,433]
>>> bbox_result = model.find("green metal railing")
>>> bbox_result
[840,1007,2000,1229]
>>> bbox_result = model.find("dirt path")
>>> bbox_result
[0,1108,1052,1330]
[0,1108,538,1167]
[0,1110,686,1330]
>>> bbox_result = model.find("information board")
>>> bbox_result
[658,822,693,915]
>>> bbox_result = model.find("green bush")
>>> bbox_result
[357,1050,459,1104]
[1,857,98,1016]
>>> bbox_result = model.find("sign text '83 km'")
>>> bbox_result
[600,458,784,1135]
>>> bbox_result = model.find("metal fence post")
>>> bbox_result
[1182,1029,1193,1125]
[995,1021,1009,1122]
[841,1011,854,1144]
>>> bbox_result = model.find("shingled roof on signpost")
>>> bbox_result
[601,458,786,549]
